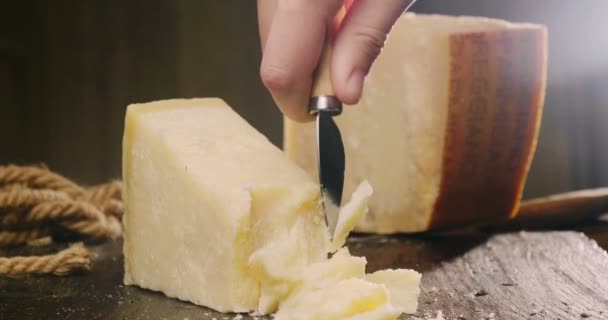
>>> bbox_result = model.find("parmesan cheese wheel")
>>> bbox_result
[284,13,548,233]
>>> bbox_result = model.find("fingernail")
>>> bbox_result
[346,69,365,103]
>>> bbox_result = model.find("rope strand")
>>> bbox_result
[0,242,90,277]
[0,165,85,198]
[0,165,122,277]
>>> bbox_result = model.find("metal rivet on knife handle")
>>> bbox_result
[309,96,342,116]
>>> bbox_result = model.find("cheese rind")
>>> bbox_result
[284,13,548,233]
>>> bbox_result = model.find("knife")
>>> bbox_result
[308,28,345,239]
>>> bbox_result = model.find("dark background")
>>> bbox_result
[1,0,607,199]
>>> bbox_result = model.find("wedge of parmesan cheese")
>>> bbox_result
[284,13,548,233]
[122,98,328,312]
[122,98,421,318]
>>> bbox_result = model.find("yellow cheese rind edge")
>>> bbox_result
[508,26,549,219]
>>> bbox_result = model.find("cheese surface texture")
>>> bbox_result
[122,98,421,318]
[284,13,548,233]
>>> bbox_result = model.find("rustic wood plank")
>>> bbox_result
[419,232,608,319]
[1,223,607,319]
[353,229,608,319]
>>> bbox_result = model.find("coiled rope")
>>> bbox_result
[0,165,122,277]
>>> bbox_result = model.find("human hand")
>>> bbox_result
[257,0,416,121]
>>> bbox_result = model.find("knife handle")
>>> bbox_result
[514,187,608,225]
[487,188,608,231]
[309,26,342,116]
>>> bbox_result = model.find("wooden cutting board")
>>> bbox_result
[1,222,607,320]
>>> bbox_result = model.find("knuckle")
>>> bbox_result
[260,65,294,92]
[352,25,387,60]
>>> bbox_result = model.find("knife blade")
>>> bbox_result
[309,97,344,236]
[308,29,345,239]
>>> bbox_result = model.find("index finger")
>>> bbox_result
[259,0,344,122]
[257,0,277,50]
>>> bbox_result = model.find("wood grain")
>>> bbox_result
[351,230,608,319]
[1,224,607,319]
[419,232,608,319]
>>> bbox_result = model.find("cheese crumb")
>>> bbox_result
[251,181,422,319]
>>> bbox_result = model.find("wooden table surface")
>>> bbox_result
[1,221,607,320]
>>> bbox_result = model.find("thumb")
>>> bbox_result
[332,0,416,104]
